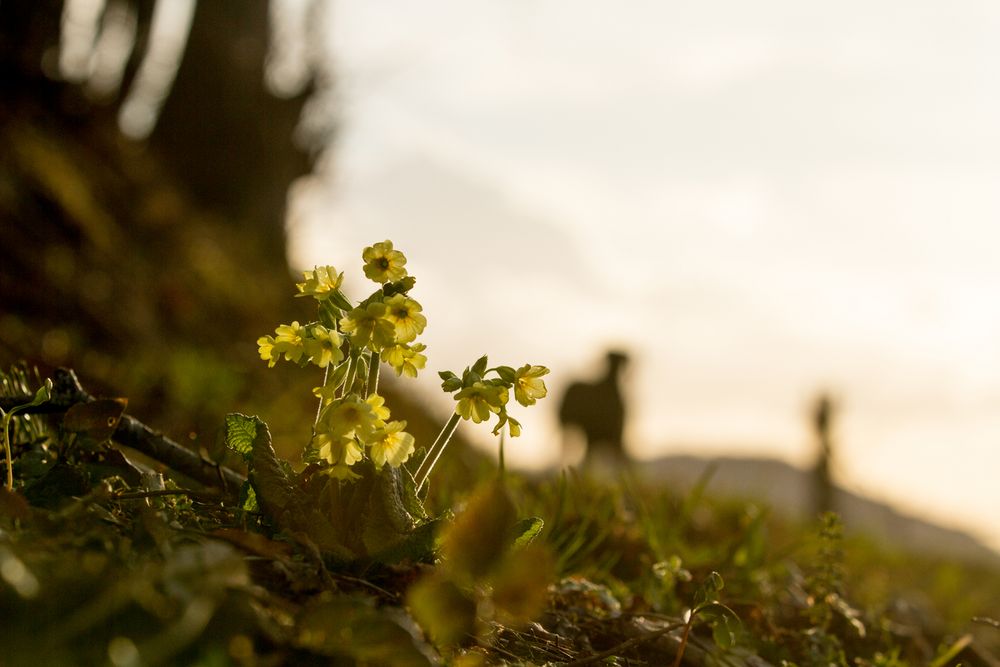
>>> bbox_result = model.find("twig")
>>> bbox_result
[114,412,246,492]
[565,622,684,666]
[4,368,246,494]
[330,572,399,602]
[111,488,221,501]
[974,616,1000,629]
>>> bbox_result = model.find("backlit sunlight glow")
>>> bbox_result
[86,0,137,99]
[58,0,106,82]
[117,0,195,139]
[287,1,1000,551]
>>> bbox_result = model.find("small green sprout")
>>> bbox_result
[671,570,742,667]
[1,378,52,490]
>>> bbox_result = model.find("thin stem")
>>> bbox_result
[670,615,695,667]
[2,412,12,491]
[342,355,357,398]
[112,489,221,501]
[366,350,380,396]
[413,412,462,491]
[313,363,330,429]
[498,426,506,481]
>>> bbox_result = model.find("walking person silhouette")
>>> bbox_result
[811,392,837,516]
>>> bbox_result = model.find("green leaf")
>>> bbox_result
[369,518,442,565]
[442,480,516,578]
[383,276,416,297]
[223,413,258,462]
[491,544,554,627]
[696,602,741,625]
[239,481,258,513]
[694,570,725,608]
[494,366,516,383]
[711,613,739,650]
[298,594,433,665]
[460,367,481,387]
[325,358,351,393]
[438,371,462,393]
[27,380,52,409]
[2,379,52,421]
[328,289,354,312]
[397,463,429,521]
[509,516,544,549]
[698,600,742,651]
[470,355,489,377]
[407,574,477,648]
[317,299,344,329]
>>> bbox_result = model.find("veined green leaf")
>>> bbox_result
[223,413,259,462]
[510,516,544,549]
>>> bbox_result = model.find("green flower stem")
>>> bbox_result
[1,380,50,490]
[336,355,353,400]
[413,411,461,491]
[2,410,13,491]
[366,350,380,396]
[343,354,359,397]
[313,363,330,429]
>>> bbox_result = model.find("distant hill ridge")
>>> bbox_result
[639,454,1000,567]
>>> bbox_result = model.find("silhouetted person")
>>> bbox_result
[811,392,836,516]
[559,350,629,467]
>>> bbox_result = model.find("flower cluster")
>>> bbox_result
[256,241,427,475]
[311,392,415,479]
[257,321,344,369]
[257,240,427,379]
[439,357,549,437]
[255,239,549,486]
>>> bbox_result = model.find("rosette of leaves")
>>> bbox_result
[223,413,439,564]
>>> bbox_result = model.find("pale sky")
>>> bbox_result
[287,0,1000,549]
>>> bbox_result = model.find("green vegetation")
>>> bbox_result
[0,242,998,665]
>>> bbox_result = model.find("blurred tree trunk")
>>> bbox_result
[0,1,314,450]
[0,2,469,469]
[152,0,312,259]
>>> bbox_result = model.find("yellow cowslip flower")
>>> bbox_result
[455,382,508,423]
[317,395,379,441]
[303,325,345,368]
[498,413,522,437]
[368,420,416,469]
[366,393,391,421]
[340,302,396,351]
[513,365,550,407]
[315,432,364,467]
[362,240,407,283]
[295,265,344,300]
[383,294,426,343]
[257,335,278,367]
[273,321,307,363]
[380,343,427,378]
[312,384,338,406]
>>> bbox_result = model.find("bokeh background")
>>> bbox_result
[3,0,999,553]
[289,1,1000,552]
